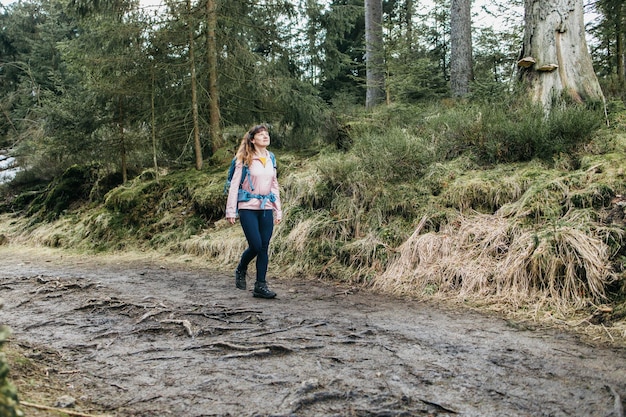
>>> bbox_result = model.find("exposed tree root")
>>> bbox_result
[20,400,112,417]
[252,321,328,337]
[159,319,193,337]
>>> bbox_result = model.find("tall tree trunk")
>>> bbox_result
[151,65,159,183]
[206,0,222,153]
[118,96,127,184]
[365,0,385,109]
[518,0,604,110]
[188,0,202,170]
[405,0,414,50]
[617,6,625,91]
[450,0,473,98]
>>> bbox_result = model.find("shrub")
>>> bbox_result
[0,323,22,417]
[479,104,603,163]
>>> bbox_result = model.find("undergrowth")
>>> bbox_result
[1,101,625,342]
[0,318,22,417]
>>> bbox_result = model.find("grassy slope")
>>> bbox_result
[0,111,625,345]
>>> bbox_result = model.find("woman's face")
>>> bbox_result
[252,129,270,147]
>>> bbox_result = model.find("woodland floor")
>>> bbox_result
[1,245,625,417]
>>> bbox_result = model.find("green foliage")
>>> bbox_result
[314,0,366,105]
[1,0,623,317]
[387,58,449,103]
[471,26,522,102]
[604,100,626,130]
[441,162,546,213]
[23,164,100,220]
[587,0,626,101]
[397,101,604,164]
[91,166,226,249]
[2,117,624,316]
[269,130,441,282]
[0,322,23,417]
[350,126,436,183]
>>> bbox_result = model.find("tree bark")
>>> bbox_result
[206,0,222,153]
[365,0,385,108]
[151,64,159,183]
[450,0,473,98]
[118,96,127,184]
[518,0,604,110]
[616,2,625,90]
[405,0,414,50]
[187,0,202,170]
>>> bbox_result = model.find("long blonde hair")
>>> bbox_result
[235,124,267,167]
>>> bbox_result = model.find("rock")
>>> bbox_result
[55,395,76,408]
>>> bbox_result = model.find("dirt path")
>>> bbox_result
[1,246,625,417]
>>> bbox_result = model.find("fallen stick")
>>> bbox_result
[419,398,458,414]
[608,385,624,417]
[160,319,193,337]
[253,321,327,337]
[136,309,168,324]
[211,341,293,353]
[601,323,615,342]
[222,348,271,359]
[20,401,113,417]
[211,341,256,351]
[290,391,348,413]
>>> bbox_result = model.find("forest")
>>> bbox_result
[1,0,626,415]
[1,0,625,325]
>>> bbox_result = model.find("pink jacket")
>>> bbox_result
[225,155,282,220]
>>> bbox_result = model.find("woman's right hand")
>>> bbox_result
[227,217,236,225]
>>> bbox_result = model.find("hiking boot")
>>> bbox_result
[253,281,276,299]
[235,269,247,290]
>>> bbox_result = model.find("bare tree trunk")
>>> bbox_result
[118,96,127,184]
[187,0,202,170]
[617,10,625,91]
[365,0,385,109]
[518,0,604,110]
[206,0,222,153]
[405,0,414,50]
[450,0,473,98]
[151,65,159,183]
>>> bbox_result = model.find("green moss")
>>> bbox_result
[2,105,625,317]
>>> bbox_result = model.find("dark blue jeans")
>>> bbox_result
[238,209,274,283]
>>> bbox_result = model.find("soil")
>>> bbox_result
[1,245,625,417]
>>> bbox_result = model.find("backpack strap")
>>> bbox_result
[269,151,276,169]
[240,164,251,191]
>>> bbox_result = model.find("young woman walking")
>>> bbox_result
[225,125,282,298]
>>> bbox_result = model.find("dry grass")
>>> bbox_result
[374,212,620,310]
[176,221,247,266]
[339,232,389,281]
[280,165,323,208]
[1,132,625,345]
[271,209,352,278]
[442,172,527,212]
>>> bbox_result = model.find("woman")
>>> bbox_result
[225,124,282,299]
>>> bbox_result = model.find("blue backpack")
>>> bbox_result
[223,151,276,196]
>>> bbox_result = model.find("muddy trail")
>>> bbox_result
[0,246,625,417]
